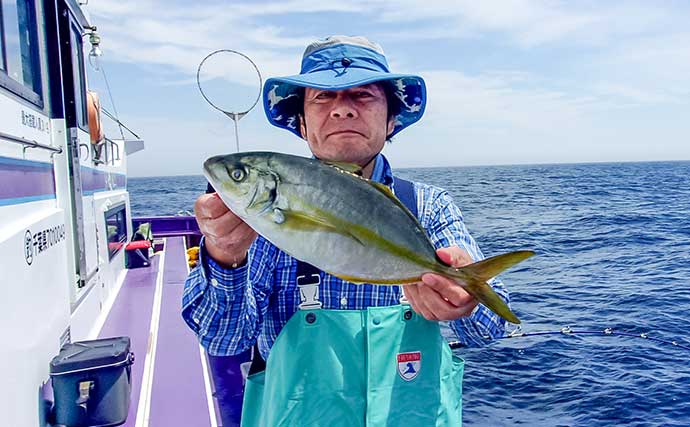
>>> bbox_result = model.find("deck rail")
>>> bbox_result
[133,215,201,239]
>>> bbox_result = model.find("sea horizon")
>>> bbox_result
[127,158,690,180]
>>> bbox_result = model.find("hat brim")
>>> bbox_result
[263,67,426,139]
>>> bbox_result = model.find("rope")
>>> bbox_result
[447,326,690,352]
[89,58,139,140]
[96,61,126,140]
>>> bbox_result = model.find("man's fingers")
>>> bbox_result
[416,283,468,320]
[195,193,231,220]
[436,246,474,268]
[421,273,472,308]
[201,208,243,238]
[207,217,257,250]
[194,193,257,267]
[402,284,422,315]
[403,284,438,321]
[405,280,477,321]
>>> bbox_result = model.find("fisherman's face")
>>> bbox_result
[300,83,395,167]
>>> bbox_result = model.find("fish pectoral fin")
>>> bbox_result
[282,210,365,246]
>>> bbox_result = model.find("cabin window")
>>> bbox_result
[0,15,4,70]
[0,0,43,104]
[69,23,87,129]
[105,204,128,260]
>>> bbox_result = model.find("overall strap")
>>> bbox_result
[392,176,417,305]
[393,176,418,218]
[296,176,418,309]
[296,259,323,310]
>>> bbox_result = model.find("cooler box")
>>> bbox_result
[50,337,135,427]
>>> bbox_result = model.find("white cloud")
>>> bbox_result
[592,83,677,106]
[384,66,690,168]
[373,1,679,48]
[603,32,690,94]
[421,70,593,133]
[81,0,690,175]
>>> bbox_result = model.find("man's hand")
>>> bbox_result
[195,193,257,269]
[404,246,479,321]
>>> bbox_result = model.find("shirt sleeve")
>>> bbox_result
[181,235,279,356]
[419,184,510,347]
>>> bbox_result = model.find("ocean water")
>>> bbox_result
[129,161,690,426]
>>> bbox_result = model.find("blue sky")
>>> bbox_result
[85,0,690,177]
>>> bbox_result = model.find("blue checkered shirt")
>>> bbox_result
[182,155,511,358]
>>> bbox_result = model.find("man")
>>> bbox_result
[183,36,513,426]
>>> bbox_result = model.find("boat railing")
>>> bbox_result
[89,106,140,166]
[0,129,62,155]
[133,215,202,245]
[91,136,121,166]
[133,215,202,253]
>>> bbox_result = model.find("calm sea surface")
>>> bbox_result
[129,161,690,426]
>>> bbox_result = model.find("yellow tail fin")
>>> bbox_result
[444,250,535,324]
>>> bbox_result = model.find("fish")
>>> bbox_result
[203,151,534,324]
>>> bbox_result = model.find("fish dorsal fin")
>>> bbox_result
[366,179,425,232]
[370,181,396,199]
[324,161,362,175]
[368,180,411,215]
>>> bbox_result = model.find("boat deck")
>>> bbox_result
[97,236,235,426]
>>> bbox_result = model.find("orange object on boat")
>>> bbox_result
[87,90,104,145]
[125,240,152,250]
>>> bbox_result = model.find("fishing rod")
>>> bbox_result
[447,325,690,352]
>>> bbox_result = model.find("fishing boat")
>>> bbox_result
[0,1,240,425]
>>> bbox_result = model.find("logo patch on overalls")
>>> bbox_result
[397,351,421,381]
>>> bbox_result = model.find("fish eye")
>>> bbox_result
[230,168,246,182]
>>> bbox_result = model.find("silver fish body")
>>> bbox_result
[204,151,533,323]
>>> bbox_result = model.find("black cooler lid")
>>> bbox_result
[50,336,131,375]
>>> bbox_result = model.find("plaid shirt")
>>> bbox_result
[182,155,511,358]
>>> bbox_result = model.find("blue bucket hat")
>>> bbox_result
[263,35,426,139]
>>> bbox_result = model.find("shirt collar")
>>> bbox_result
[312,153,393,186]
[370,153,393,186]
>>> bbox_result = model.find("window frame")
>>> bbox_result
[68,20,87,131]
[0,0,44,108]
[104,203,128,261]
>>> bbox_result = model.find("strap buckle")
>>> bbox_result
[398,285,410,305]
[297,273,322,310]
